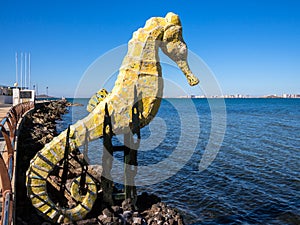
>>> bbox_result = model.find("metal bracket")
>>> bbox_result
[101,86,141,205]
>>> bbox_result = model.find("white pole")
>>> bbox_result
[15,52,18,86]
[25,53,27,89]
[29,53,31,89]
[20,52,23,90]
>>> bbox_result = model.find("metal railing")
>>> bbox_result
[0,102,34,225]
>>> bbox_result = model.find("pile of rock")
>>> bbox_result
[57,150,186,225]
[16,100,186,225]
[64,193,185,225]
[16,100,70,225]
[17,100,69,167]
[29,100,68,146]
[101,199,184,225]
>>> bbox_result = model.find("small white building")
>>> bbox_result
[0,85,13,104]
[13,88,35,106]
[0,85,35,105]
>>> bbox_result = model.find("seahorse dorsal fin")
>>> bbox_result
[86,88,109,112]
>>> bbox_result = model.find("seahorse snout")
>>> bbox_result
[186,73,199,86]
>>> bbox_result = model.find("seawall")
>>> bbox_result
[15,100,69,224]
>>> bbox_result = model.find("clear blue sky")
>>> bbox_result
[0,0,299,97]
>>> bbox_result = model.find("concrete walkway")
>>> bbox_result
[0,103,12,122]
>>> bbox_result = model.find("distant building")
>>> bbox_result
[0,85,13,104]
[0,85,36,105]
[0,85,13,96]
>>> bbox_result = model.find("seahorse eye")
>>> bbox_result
[178,43,186,55]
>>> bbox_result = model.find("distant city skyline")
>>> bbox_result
[177,93,300,99]
[0,1,299,97]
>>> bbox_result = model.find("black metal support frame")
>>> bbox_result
[101,87,141,205]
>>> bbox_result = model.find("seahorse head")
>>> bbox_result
[161,12,199,86]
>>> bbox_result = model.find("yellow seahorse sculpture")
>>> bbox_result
[26,12,199,223]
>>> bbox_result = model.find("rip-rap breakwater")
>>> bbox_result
[15,100,186,225]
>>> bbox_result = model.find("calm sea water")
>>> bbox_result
[57,98,300,225]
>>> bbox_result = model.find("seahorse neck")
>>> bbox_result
[120,19,165,77]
